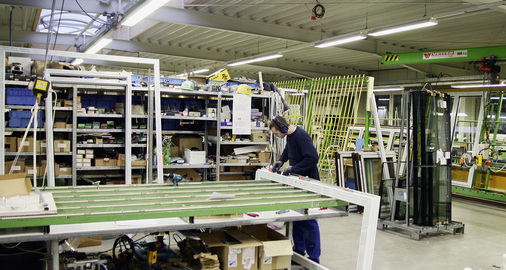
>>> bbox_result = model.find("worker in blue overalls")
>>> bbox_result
[269,115,321,263]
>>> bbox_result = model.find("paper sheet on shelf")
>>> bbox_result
[233,94,251,135]
[208,192,235,200]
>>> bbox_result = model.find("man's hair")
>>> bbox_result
[269,115,289,130]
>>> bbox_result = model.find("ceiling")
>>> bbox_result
[0,0,505,85]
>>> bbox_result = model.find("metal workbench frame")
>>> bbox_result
[255,169,380,270]
[0,171,378,270]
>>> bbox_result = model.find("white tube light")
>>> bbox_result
[452,83,506,88]
[228,54,283,67]
[122,0,170,27]
[192,68,210,74]
[373,87,404,92]
[315,35,367,48]
[85,38,112,54]
[71,58,84,66]
[369,17,438,36]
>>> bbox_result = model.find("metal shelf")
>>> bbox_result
[5,105,44,110]
[132,129,148,133]
[161,115,216,121]
[54,175,73,179]
[54,107,73,111]
[55,152,73,156]
[132,143,148,147]
[77,114,124,118]
[220,126,269,131]
[5,128,45,132]
[76,144,125,148]
[76,128,124,133]
[4,80,30,86]
[132,114,148,118]
[220,163,268,167]
[161,130,203,134]
[54,128,72,132]
[162,164,215,169]
[5,152,46,156]
[219,141,270,145]
[76,166,124,171]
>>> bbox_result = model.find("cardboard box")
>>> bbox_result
[171,169,202,181]
[55,164,71,176]
[77,149,86,155]
[229,166,243,172]
[95,158,118,167]
[64,100,73,107]
[54,122,66,128]
[5,161,25,174]
[132,160,147,166]
[25,166,40,177]
[40,140,47,152]
[183,148,206,165]
[198,230,261,270]
[54,140,71,152]
[132,175,143,184]
[172,135,203,154]
[17,137,41,153]
[117,154,126,166]
[5,137,17,152]
[258,152,271,164]
[242,225,293,270]
[0,173,32,198]
[251,133,268,142]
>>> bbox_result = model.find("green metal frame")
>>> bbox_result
[452,186,506,203]
[0,181,346,229]
[381,45,506,66]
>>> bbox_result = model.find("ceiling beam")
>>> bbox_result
[0,30,77,45]
[0,0,122,13]
[147,6,322,43]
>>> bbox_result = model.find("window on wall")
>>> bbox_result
[375,95,390,125]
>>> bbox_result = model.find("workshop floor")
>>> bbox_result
[316,197,506,270]
[75,197,506,270]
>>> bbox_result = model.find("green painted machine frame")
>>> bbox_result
[0,180,346,229]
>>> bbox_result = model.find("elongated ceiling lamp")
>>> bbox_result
[315,33,367,48]
[122,0,170,27]
[369,17,438,36]
[85,37,112,54]
[228,54,283,67]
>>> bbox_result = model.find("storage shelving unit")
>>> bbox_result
[45,69,136,186]
[212,92,273,181]
[1,46,163,185]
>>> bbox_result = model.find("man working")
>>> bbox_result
[269,115,321,263]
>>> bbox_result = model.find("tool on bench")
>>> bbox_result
[164,173,183,186]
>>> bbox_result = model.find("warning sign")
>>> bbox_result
[384,55,399,62]
[423,50,468,60]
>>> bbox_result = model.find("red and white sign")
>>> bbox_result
[423,50,468,60]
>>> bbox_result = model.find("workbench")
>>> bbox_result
[0,170,380,270]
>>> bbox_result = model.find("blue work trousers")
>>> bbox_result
[292,219,321,263]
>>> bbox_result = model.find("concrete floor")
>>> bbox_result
[317,197,506,270]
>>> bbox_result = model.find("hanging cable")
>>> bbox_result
[42,0,57,81]
[50,0,66,61]
[75,0,107,23]
[312,2,325,20]
[9,6,14,49]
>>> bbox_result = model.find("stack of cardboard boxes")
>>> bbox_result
[196,225,292,270]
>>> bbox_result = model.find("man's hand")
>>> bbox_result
[271,161,283,173]
[282,166,292,175]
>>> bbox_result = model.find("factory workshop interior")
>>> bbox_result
[0,0,506,270]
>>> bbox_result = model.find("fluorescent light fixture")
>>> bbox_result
[378,98,390,101]
[71,58,84,66]
[85,37,112,54]
[176,73,187,77]
[122,0,170,27]
[369,17,438,36]
[192,68,209,74]
[452,82,506,88]
[228,54,283,67]
[490,96,506,100]
[373,87,404,92]
[315,34,367,48]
